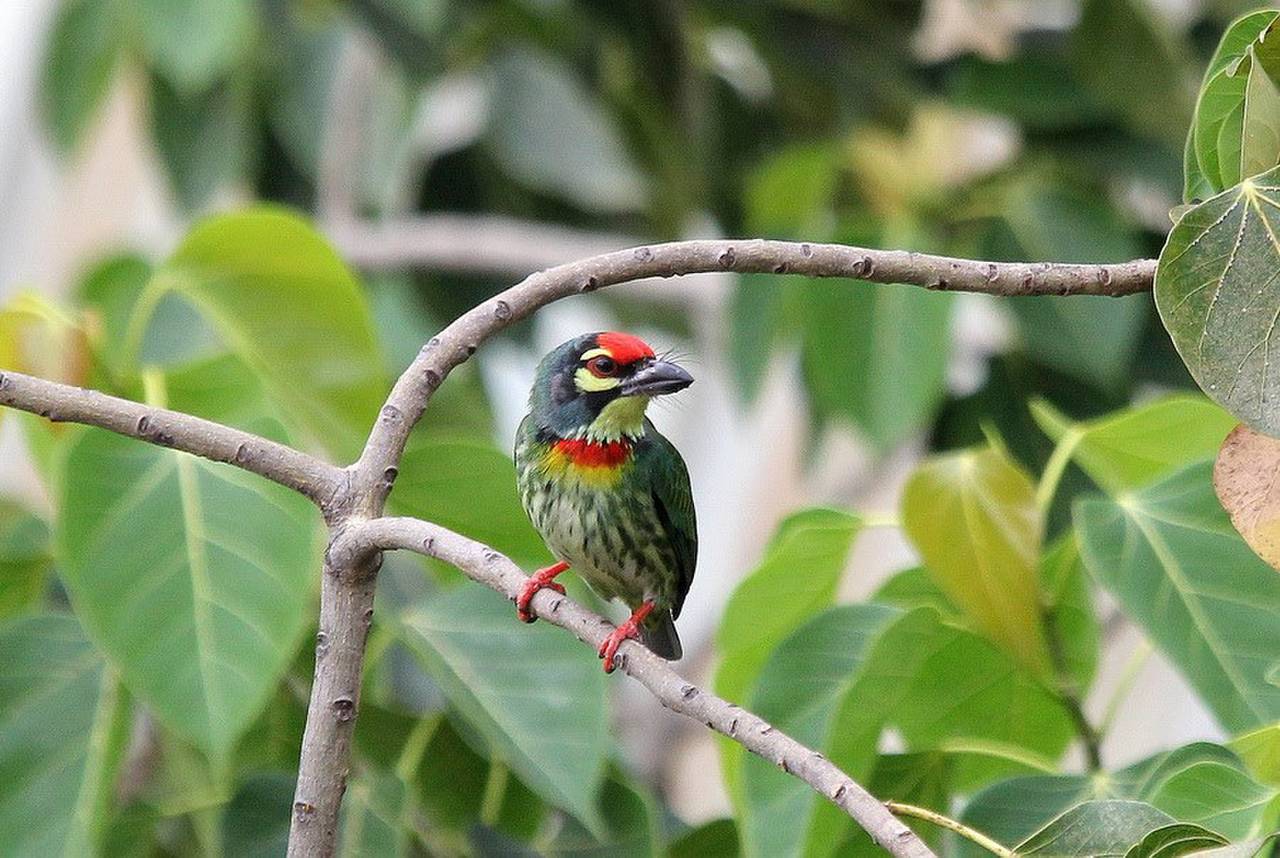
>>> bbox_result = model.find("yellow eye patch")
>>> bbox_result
[574,367,620,392]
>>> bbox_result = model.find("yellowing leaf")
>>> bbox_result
[900,447,1049,674]
[1214,423,1280,570]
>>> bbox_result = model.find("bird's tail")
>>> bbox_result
[639,609,682,661]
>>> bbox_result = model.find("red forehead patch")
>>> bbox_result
[596,331,654,364]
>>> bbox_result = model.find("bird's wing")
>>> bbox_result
[639,421,697,618]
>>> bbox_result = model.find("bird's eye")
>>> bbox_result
[586,356,618,377]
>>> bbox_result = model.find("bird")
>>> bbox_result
[514,331,697,673]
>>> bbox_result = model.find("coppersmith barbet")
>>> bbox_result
[514,332,697,673]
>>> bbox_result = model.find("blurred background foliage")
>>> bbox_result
[6,0,1280,856]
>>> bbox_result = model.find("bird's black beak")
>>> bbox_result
[620,359,694,397]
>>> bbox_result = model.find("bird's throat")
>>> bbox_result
[587,395,649,442]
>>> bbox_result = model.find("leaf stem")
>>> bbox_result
[885,801,1013,857]
[1040,597,1103,771]
[1036,427,1084,514]
[479,757,509,826]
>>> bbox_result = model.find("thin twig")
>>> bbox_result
[352,239,1156,506]
[886,801,1013,857]
[0,370,344,510]
[332,516,938,858]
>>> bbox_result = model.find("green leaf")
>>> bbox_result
[39,0,126,152]
[1146,761,1276,839]
[264,17,342,179]
[1153,166,1280,434]
[1069,0,1193,146]
[0,500,51,619]
[959,744,1244,855]
[1016,800,1176,857]
[1001,180,1149,391]
[1122,823,1229,858]
[56,368,319,759]
[147,208,386,457]
[741,606,1073,858]
[1075,461,1280,731]
[394,585,609,833]
[900,446,1048,673]
[668,819,739,858]
[390,438,548,568]
[870,566,961,620]
[0,614,129,856]
[801,281,951,451]
[714,509,860,708]
[339,770,409,857]
[222,772,294,858]
[1187,12,1280,198]
[740,604,903,858]
[149,73,253,211]
[77,254,223,374]
[1040,534,1100,693]
[946,54,1105,131]
[136,0,254,94]
[962,747,1228,855]
[1231,724,1280,786]
[714,507,861,803]
[1032,396,1236,495]
[743,143,838,237]
[546,768,659,858]
[1191,833,1280,858]
[1241,42,1280,182]
[728,275,794,403]
[487,49,646,213]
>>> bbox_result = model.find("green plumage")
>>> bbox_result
[514,333,697,661]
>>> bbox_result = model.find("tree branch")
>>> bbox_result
[352,239,1156,504]
[325,214,645,278]
[0,370,345,510]
[332,515,938,858]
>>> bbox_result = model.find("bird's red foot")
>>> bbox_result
[517,561,569,623]
[598,601,655,674]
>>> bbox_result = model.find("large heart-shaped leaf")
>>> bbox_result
[1214,424,1280,570]
[56,367,319,759]
[713,509,860,800]
[1155,167,1280,435]
[0,614,129,856]
[142,208,386,457]
[1075,461,1280,731]
[901,446,1048,674]
[394,584,609,833]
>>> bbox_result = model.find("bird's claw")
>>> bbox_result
[598,624,640,674]
[516,579,565,623]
